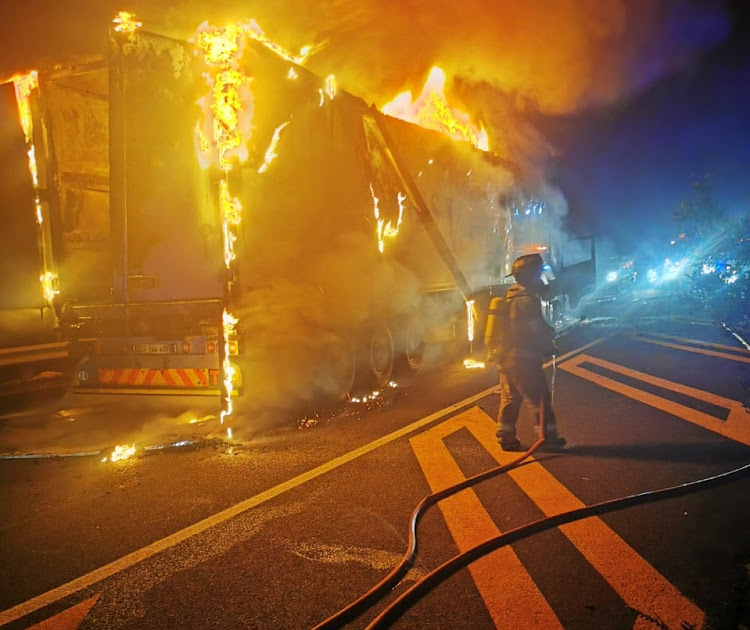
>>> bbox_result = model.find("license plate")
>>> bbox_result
[136,343,173,354]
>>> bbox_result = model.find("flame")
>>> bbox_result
[192,23,254,171]
[370,185,405,253]
[211,69,252,169]
[245,19,319,65]
[463,358,486,370]
[193,19,313,424]
[349,381,397,403]
[220,309,239,425]
[11,73,40,189]
[193,23,255,424]
[193,22,245,66]
[113,11,142,34]
[382,67,489,151]
[324,74,337,100]
[258,121,290,173]
[219,179,242,226]
[103,444,137,463]
[11,71,37,141]
[465,299,476,342]
[40,272,60,304]
[9,71,58,308]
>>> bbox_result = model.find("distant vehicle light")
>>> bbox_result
[662,257,683,280]
[647,269,658,283]
[606,271,618,283]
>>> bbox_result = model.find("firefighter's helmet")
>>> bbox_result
[508,253,544,278]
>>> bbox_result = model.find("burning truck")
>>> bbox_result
[0,13,594,421]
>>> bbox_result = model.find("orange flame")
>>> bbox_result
[382,67,489,151]
[113,11,142,34]
[219,179,242,226]
[463,358,486,370]
[245,19,320,65]
[192,19,312,424]
[40,272,60,304]
[258,121,290,173]
[370,185,405,253]
[11,71,37,141]
[465,299,476,342]
[192,23,254,171]
[9,71,59,307]
[103,444,137,463]
[220,309,239,425]
[193,22,254,424]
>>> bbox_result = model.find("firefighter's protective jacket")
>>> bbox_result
[500,282,556,366]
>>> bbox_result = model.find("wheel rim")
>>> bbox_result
[369,325,394,385]
[404,320,425,371]
[325,337,355,399]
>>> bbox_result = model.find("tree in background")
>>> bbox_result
[671,174,750,329]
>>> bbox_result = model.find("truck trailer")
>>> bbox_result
[0,15,594,419]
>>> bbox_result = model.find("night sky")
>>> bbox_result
[544,0,750,255]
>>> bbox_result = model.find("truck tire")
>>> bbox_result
[322,334,356,400]
[394,317,425,373]
[356,323,394,390]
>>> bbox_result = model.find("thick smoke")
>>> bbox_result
[0,1,732,422]
[2,1,730,132]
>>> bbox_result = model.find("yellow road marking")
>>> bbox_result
[411,412,561,629]
[634,335,750,364]
[28,594,100,630]
[560,354,750,445]
[0,384,502,626]
[637,331,749,353]
[547,337,608,368]
[0,337,607,627]
[411,407,705,629]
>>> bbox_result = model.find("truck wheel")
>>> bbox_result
[323,335,356,400]
[358,323,394,389]
[395,317,425,373]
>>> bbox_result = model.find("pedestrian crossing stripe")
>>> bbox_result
[559,354,750,445]
[410,406,705,630]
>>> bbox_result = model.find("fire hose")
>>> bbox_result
[313,360,555,629]
[313,355,750,629]
[367,461,750,629]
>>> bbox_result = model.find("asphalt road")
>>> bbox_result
[1,296,749,629]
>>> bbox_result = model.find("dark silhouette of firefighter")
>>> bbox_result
[484,253,567,451]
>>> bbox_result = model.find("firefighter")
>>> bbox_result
[485,253,567,451]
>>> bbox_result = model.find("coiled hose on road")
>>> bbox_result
[313,354,750,629]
